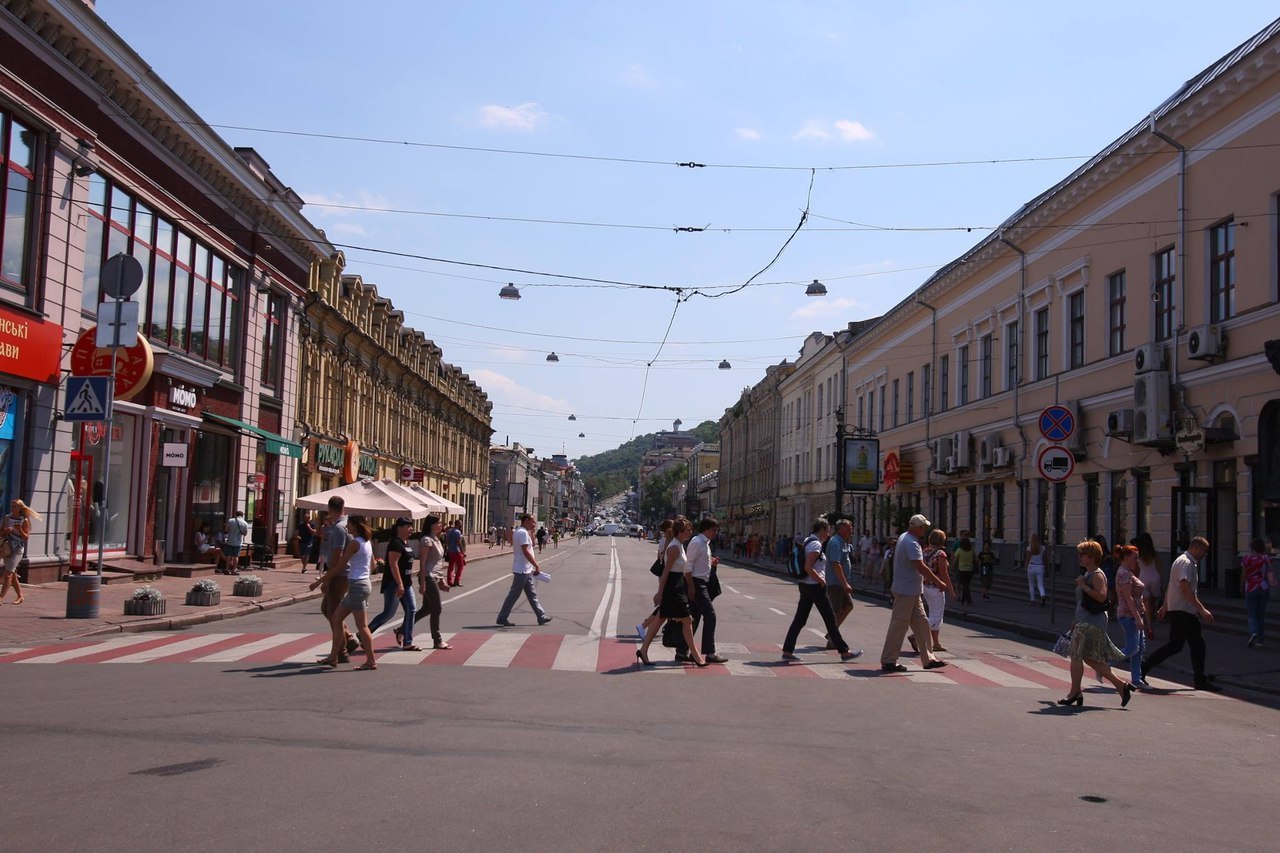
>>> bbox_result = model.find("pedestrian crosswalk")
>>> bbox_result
[0,631,1219,696]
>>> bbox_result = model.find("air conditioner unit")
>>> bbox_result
[1187,324,1224,361]
[1133,371,1172,445]
[1105,409,1134,438]
[992,446,1013,467]
[930,436,953,473]
[944,457,959,475]
[1134,343,1167,374]
[951,431,971,469]
[979,435,997,467]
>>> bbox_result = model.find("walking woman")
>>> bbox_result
[410,515,453,650]
[311,515,378,670]
[1059,539,1133,708]
[637,516,706,667]
[1135,532,1163,640]
[1026,533,1047,606]
[953,536,976,605]
[636,519,673,640]
[367,518,418,651]
[921,529,956,651]
[297,513,316,574]
[0,499,39,605]
[1242,538,1275,648]
[1115,545,1149,689]
[978,540,998,601]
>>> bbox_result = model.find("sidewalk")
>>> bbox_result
[723,554,1280,700]
[0,542,517,647]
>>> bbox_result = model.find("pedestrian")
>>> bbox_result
[781,519,862,663]
[311,514,378,671]
[1025,533,1046,606]
[1241,537,1275,648]
[535,525,547,553]
[921,529,956,652]
[1135,532,1163,640]
[0,499,40,605]
[879,514,948,673]
[411,515,452,650]
[1058,539,1133,708]
[1115,544,1149,689]
[636,519,672,640]
[366,518,419,651]
[496,513,553,627]
[1141,537,1219,691]
[823,519,857,647]
[953,536,976,605]
[552,528,560,549]
[222,509,249,575]
[978,540,998,601]
[310,496,357,662]
[636,516,706,667]
[445,519,465,587]
[859,529,874,579]
[297,513,316,574]
[194,522,221,566]
[674,517,728,664]
[488,526,496,548]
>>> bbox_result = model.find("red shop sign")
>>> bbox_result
[68,327,154,401]
[0,305,62,383]
[882,451,901,491]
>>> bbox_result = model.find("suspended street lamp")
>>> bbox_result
[718,359,732,370]
[805,279,828,297]
[546,352,560,362]
[499,282,522,300]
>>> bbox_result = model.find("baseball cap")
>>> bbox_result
[908,513,931,528]
[395,517,413,527]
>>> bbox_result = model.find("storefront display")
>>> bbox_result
[0,385,21,507]
[71,414,135,551]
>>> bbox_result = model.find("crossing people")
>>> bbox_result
[367,518,418,651]
[496,514,553,627]
[308,496,358,662]
[312,515,378,671]
[781,519,861,663]
[674,517,727,664]
[1142,537,1221,691]
[1058,539,1132,707]
[410,515,452,650]
[880,514,948,673]
[637,516,705,667]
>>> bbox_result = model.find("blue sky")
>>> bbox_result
[98,1,1278,459]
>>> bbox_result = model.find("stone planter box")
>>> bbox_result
[185,590,221,607]
[232,580,263,597]
[124,597,166,617]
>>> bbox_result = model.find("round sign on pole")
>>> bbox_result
[100,253,144,299]
[68,327,154,401]
[1039,405,1076,442]
[1036,444,1075,482]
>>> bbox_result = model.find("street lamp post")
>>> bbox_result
[834,407,845,520]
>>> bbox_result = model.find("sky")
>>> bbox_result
[96,1,1279,461]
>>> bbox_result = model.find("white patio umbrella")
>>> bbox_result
[378,479,450,514]
[409,484,466,515]
[294,479,428,518]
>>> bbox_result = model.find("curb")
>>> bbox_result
[79,589,326,638]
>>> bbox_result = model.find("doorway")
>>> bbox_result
[153,427,188,561]
[1172,486,1215,587]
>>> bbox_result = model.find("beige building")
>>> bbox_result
[717,360,791,540]
[836,18,1280,589]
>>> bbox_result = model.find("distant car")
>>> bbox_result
[597,522,623,536]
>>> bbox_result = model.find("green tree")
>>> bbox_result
[640,463,687,521]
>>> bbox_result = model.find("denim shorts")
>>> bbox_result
[342,579,372,611]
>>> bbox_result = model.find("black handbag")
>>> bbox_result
[707,568,722,600]
[661,620,681,648]
[650,557,664,577]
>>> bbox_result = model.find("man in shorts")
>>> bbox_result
[221,509,250,575]
[317,496,358,661]
[825,519,859,652]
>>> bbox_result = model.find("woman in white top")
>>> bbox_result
[636,517,706,667]
[410,515,453,650]
[636,519,673,641]
[315,515,377,670]
[1135,532,1163,640]
[1026,533,1046,606]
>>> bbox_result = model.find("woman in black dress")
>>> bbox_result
[637,516,706,667]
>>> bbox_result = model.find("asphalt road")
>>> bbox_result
[4,536,1278,852]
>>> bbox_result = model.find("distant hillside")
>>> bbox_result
[574,421,718,501]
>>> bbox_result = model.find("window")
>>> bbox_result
[261,293,286,387]
[892,379,900,428]
[1108,271,1127,356]
[939,355,949,413]
[878,385,886,433]
[0,110,39,292]
[1005,320,1019,390]
[1154,247,1175,342]
[1209,219,1235,323]
[979,334,993,398]
[1068,291,1085,369]
[1034,307,1049,381]
[817,384,824,418]
[857,395,865,430]
[870,390,878,434]
[993,483,1005,539]
[922,364,931,417]
[958,345,969,406]
[906,372,914,423]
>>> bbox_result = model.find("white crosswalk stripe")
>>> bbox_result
[17,636,155,664]
[466,632,530,668]
[105,634,235,663]
[195,633,311,663]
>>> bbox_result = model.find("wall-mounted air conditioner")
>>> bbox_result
[1134,343,1167,374]
[1105,409,1134,438]
[1133,371,1172,445]
[992,446,1013,467]
[1187,324,1224,361]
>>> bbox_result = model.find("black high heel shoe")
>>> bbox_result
[1057,693,1084,707]
[635,649,653,667]
[1120,683,1134,707]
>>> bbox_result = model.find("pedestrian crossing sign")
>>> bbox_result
[64,375,112,422]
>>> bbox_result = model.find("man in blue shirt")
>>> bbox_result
[824,519,857,650]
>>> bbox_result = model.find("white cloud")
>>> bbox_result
[792,119,877,143]
[834,119,876,142]
[788,296,865,321]
[792,120,831,142]
[472,369,572,413]
[478,102,548,132]
[735,127,762,141]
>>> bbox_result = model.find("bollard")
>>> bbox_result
[66,573,101,619]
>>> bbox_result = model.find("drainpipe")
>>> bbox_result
[999,232,1030,545]
[1149,115,1187,425]
[916,299,938,510]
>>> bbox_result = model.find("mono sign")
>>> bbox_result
[161,442,189,467]
[169,384,197,409]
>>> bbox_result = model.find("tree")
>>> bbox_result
[640,463,687,521]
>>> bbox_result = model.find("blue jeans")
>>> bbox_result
[1118,616,1145,683]
[1246,588,1270,642]
[367,585,417,646]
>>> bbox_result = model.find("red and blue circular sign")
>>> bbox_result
[1039,405,1076,442]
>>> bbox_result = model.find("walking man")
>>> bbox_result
[316,496,357,660]
[445,519,465,587]
[496,513,553,627]
[675,517,728,664]
[880,514,948,673]
[825,519,857,648]
[1142,536,1221,691]
[781,519,862,662]
[221,509,249,575]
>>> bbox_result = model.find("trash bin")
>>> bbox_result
[66,573,101,619]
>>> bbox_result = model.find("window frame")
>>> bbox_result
[958,345,970,406]
[1208,218,1235,323]
[1034,307,1050,381]
[939,354,949,413]
[979,334,993,399]
[1153,247,1175,342]
[1068,291,1086,370]
[1004,320,1019,391]
[0,109,43,296]
[1107,270,1127,357]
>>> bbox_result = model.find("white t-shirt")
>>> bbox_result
[686,533,713,580]
[512,527,536,574]
[666,540,689,574]
[1165,552,1199,614]
[801,537,826,586]
[859,535,873,557]
[346,537,372,582]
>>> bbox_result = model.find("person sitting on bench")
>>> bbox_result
[195,522,222,566]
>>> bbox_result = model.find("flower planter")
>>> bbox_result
[124,598,166,616]
[232,580,263,597]
[185,590,221,607]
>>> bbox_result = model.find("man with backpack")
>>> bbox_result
[781,519,862,662]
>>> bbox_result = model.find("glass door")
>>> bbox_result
[1172,486,1215,587]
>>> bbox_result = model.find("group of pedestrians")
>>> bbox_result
[636,516,723,667]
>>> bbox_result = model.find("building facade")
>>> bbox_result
[716,360,791,540]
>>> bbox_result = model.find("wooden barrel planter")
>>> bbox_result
[232,579,263,597]
[185,589,221,607]
[123,597,166,616]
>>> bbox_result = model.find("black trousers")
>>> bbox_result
[1143,610,1207,680]
[675,578,716,656]
[957,571,975,604]
[783,583,848,654]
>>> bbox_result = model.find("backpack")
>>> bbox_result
[788,535,817,578]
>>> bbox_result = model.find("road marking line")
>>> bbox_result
[742,595,756,600]
[195,633,312,662]
[606,545,623,639]
[465,632,530,668]
[284,640,338,663]
[722,658,774,677]
[946,657,1044,689]
[105,634,234,663]
[724,585,740,594]
[769,607,786,616]
[716,642,751,655]
[553,635,600,671]
[16,636,155,664]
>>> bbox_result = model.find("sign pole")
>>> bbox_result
[94,295,122,579]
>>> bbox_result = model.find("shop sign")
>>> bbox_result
[400,465,425,482]
[0,305,62,384]
[68,327,154,401]
[882,451,901,491]
[161,442,188,467]
[315,442,344,474]
[169,383,197,410]
[358,453,378,478]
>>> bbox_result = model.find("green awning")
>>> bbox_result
[202,412,302,459]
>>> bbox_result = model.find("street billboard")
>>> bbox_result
[843,437,880,492]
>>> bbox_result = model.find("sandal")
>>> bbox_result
[401,644,422,651]
[316,657,339,668]
[354,662,378,671]
[393,627,404,646]
[433,640,452,650]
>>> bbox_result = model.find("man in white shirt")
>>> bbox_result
[1142,536,1220,691]
[496,514,553,627]
[675,517,728,664]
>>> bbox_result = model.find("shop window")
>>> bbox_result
[0,386,23,506]
[0,112,39,293]
[71,415,136,551]
[192,431,233,536]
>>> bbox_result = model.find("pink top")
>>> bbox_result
[1116,566,1146,620]
[1243,553,1272,594]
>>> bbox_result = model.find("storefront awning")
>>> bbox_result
[202,412,302,459]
